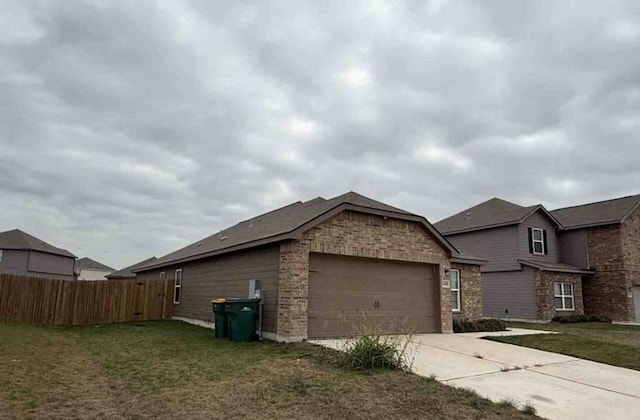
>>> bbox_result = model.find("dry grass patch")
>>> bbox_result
[0,322,537,419]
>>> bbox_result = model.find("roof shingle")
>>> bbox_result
[434,198,541,235]
[136,191,452,272]
[75,257,114,272]
[0,229,75,258]
[107,256,157,279]
[551,194,640,229]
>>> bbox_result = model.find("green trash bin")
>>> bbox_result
[225,298,261,342]
[211,298,228,338]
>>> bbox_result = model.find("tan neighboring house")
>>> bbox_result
[75,257,114,280]
[0,229,76,280]
[135,192,484,341]
[106,256,157,280]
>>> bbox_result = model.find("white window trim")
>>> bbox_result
[173,269,182,304]
[532,228,545,255]
[0,249,3,263]
[554,282,574,311]
[450,269,461,312]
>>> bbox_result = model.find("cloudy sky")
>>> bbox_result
[1,0,639,268]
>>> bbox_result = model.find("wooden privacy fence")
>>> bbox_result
[0,274,172,325]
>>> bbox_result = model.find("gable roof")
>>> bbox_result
[136,191,456,272]
[107,256,157,279]
[75,257,114,272]
[434,198,560,235]
[551,194,640,230]
[0,229,76,258]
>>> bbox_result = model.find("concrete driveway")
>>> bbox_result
[312,329,640,420]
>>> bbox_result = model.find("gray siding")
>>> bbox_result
[482,268,537,319]
[0,249,29,275]
[557,229,589,268]
[138,245,280,333]
[519,210,559,263]
[27,251,75,278]
[446,225,520,272]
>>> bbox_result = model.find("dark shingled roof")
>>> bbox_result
[107,256,157,279]
[551,194,640,230]
[434,198,545,235]
[76,257,114,272]
[136,191,456,272]
[518,259,594,274]
[0,229,75,258]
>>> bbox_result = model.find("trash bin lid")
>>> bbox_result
[210,298,226,303]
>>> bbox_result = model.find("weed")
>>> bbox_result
[522,401,537,416]
[473,352,484,359]
[498,398,516,408]
[339,318,415,372]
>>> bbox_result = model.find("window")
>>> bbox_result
[531,228,545,255]
[554,283,574,310]
[173,269,182,304]
[450,269,461,312]
[159,271,166,281]
[0,249,3,263]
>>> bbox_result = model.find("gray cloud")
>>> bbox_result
[1,0,639,268]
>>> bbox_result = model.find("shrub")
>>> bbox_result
[551,314,612,323]
[340,323,413,372]
[453,318,507,333]
[521,401,537,416]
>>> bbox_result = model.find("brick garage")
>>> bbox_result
[135,192,484,341]
[278,211,451,340]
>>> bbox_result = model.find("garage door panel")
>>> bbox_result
[308,253,438,338]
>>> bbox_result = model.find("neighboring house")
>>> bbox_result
[75,257,114,280]
[135,192,484,341]
[435,198,593,321]
[551,195,640,322]
[435,194,640,323]
[106,256,157,280]
[0,229,76,280]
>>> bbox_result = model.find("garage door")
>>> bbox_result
[308,253,438,338]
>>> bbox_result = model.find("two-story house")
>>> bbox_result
[434,198,593,321]
[435,194,640,323]
[0,229,76,280]
[551,195,640,322]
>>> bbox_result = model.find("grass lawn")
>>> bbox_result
[0,321,535,420]
[486,322,640,371]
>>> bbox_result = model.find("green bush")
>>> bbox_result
[453,318,507,333]
[551,314,611,323]
[340,323,413,372]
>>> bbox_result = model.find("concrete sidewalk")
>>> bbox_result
[312,330,640,420]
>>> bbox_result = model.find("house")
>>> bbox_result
[435,194,640,323]
[435,198,593,321]
[106,256,157,280]
[0,229,76,280]
[135,192,484,341]
[551,194,640,322]
[75,257,115,280]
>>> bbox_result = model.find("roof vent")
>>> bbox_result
[220,236,228,241]
[196,243,203,247]
[464,212,472,220]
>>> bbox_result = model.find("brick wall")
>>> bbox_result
[451,262,482,320]
[585,223,634,321]
[277,210,451,340]
[535,271,583,321]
